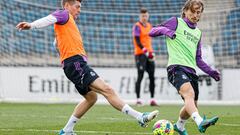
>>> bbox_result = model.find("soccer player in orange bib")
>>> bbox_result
[16,0,158,134]
[132,8,157,106]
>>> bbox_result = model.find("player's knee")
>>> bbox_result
[86,92,98,105]
[102,84,115,97]
[180,89,195,99]
[186,91,194,99]
[136,75,144,83]
[90,92,98,104]
[149,76,155,82]
[137,70,144,77]
[185,91,195,99]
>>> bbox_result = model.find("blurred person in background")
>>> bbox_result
[149,0,220,134]
[16,0,159,135]
[132,8,157,106]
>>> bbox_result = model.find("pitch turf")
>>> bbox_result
[0,103,239,135]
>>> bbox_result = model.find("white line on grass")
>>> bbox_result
[0,128,152,135]
[218,123,240,127]
[1,114,240,127]
[0,114,134,121]
[188,121,240,127]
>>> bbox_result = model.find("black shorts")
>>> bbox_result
[63,55,99,95]
[135,54,155,72]
[167,66,199,100]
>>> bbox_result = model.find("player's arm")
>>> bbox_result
[149,17,177,39]
[16,15,57,30]
[196,39,220,81]
[133,25,145,49]
[16,10,69,30]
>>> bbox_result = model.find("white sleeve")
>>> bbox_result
[30,14,57,29]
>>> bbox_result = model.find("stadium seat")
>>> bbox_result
[236,0,240,6]
[222,8,240,55]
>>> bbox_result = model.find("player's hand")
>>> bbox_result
[148,52,155,61]
[209,70,220,81]
[16,22,31,31]
[142,47,149,57]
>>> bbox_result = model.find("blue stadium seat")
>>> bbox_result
[22,0,60,7]
[222,8,240,55]
[236,0,240,6]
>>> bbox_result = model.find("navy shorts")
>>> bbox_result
[167,66,199,100]
[135,54,155,72]
[63,55,99,95]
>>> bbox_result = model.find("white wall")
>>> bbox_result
[0,67,227,104]
[222,69,240,100]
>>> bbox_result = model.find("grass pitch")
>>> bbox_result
[0,103,239,135]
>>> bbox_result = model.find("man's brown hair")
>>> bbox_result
[181,0,204,18]
[61,0,82,8]
[140,8,148,14]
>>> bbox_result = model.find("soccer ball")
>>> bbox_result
[152,120,174,135]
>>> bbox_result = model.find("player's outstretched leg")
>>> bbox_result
[174,107,189,135]
[198,116,219,133]
[179,83,218,133]
[59,91,97,135]
[90,78,159,127]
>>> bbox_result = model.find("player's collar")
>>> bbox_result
[183,17,197,29]
[139,21,147,27]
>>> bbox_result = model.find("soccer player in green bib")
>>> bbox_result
[149,0,220,134]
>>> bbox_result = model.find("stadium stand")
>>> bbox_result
[212,2,240,66]
[0,0,239,68]
[223,9,240,55]
[81,0,184,14]
[236,0,240,6]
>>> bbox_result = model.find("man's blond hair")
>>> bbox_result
[181,0,204,18]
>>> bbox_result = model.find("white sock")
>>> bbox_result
[121,104,143,120]
[176,117,187,131]
[191,112,203,126]
[63,115,79,132]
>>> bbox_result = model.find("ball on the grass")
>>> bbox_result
[152,119,174,135]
